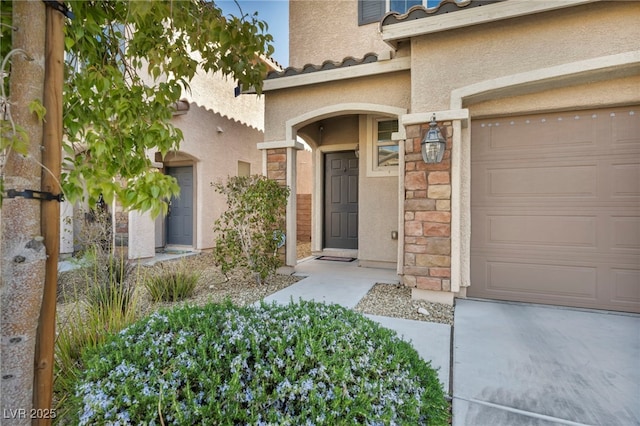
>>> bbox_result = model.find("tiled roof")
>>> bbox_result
[381,0,505,26]
[266,52,379,80]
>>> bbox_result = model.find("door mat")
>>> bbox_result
[316,256,356,262]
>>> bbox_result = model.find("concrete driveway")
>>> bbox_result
[453,299,640,425]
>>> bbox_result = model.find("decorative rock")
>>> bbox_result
[417,307,430,316]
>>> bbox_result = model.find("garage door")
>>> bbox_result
[470,107,640,313]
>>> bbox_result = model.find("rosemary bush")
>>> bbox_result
[71,301,449,425]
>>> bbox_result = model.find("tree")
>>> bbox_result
[62,0,274,215]
[1,0,274,421]
[1,2,47,424]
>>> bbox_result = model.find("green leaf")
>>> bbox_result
[28,99,47,123]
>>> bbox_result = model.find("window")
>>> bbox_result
[375,119,399,167]
[359,0,443,25]
[390,0,422,14]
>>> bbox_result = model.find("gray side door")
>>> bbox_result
[324,151,358,249]
[166,166,193,246]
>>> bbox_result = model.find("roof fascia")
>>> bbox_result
[382,0,600,46]
[262,56,411,92]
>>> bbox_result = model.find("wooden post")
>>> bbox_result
[32,1,64,423]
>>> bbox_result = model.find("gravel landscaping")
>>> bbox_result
[354,283,454,325]
[57,251,454,326]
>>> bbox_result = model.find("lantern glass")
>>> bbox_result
[420,117,446,163]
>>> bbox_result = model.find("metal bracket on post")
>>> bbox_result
[42,0,75,19]
[4,189,64,202]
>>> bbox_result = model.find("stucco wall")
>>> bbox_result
[185,68,265,131]
[264,71,411,142]
[359,171,398,266]
[469,75,640,118]
[409,2,640,112]
[289,0,392,67]
[167,104,264,250]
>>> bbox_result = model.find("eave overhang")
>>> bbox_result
[381,0,601,47]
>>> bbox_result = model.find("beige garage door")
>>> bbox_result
[470,107,640,313]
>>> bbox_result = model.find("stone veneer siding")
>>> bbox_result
[403,121,453,292]
[266,148,287,185]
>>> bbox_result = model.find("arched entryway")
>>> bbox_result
[273,103,407,267]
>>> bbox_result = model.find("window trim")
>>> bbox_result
[359,0,437,26]
[366,116,400,177]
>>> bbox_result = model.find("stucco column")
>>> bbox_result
[286,147,298,266]
[128,210,155,259]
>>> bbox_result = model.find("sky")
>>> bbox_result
[216,0,290,66]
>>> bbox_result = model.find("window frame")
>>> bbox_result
[366,116,400,177]
[359,0,441,26]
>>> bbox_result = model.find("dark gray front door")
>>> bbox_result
[166,166,193,246]
[324,151,358,249]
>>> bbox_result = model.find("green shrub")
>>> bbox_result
[212,175,290,284]
[71,301,449,425]
[144,269,199,302]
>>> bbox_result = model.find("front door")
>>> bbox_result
[166,166,193,246]
[324,151,358,249]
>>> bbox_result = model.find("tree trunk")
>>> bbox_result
[1,1,47,424]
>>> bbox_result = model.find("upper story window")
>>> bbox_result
[359,0,442,25]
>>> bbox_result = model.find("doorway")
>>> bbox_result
[166,166,194,246]
[324,151,358,249]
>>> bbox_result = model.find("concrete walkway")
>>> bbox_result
[453,299,640,426]
[263,258,453,392]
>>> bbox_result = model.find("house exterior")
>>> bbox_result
[61,58,280,259]
[260,0,640,313]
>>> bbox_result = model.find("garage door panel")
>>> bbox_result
[610,268,640,304]
[473,115,597,157]
[482,214,597,248]
[470,106,640,313]
[612,111,640,146]
[487,164,597,198]
[471,256,598,298]
[611,162,640,198]
[613,216,640,250]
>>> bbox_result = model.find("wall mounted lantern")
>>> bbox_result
[421,115,446,163]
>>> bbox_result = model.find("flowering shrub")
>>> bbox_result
[212,175,289,284]
[72,301,449,425]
